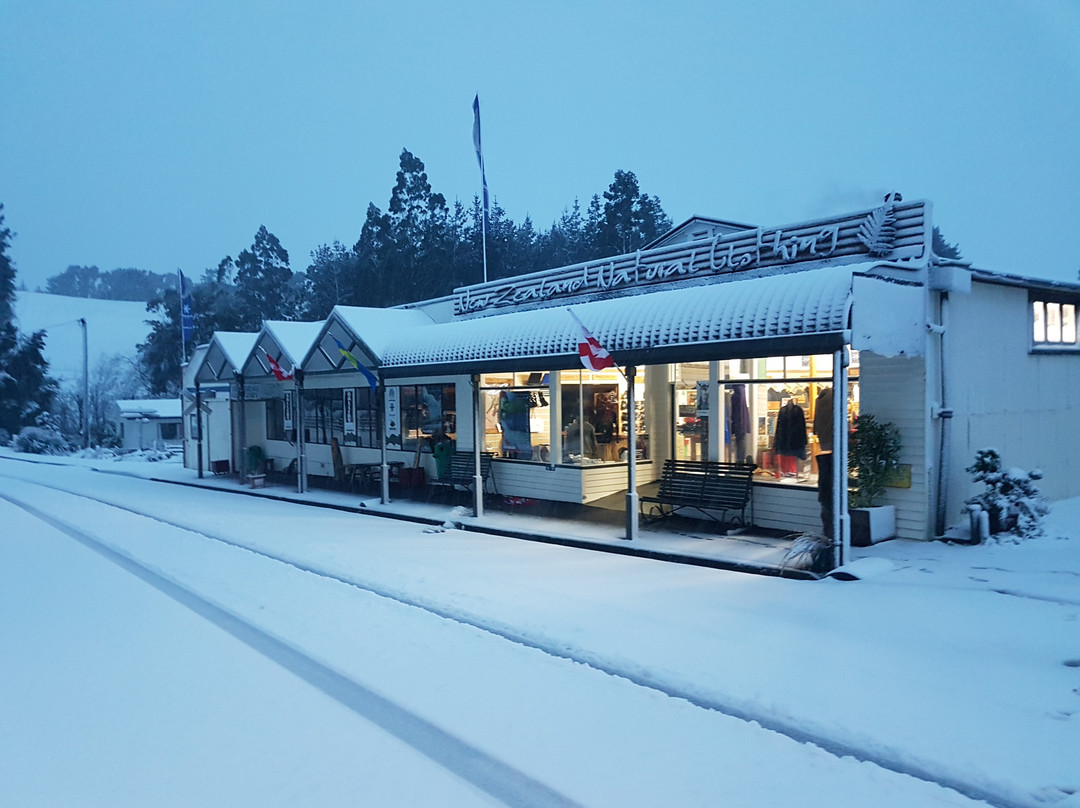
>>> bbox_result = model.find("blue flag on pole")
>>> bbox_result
[179,270,194,344]
[472,94,489,226]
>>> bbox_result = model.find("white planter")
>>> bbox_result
[850,505,896,546]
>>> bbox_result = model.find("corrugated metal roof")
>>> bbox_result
[381,266,857,376]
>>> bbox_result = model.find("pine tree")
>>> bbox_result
[0,205,58,438]
[234,226,293,329]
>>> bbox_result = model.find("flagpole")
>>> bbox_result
[473,94,489,284]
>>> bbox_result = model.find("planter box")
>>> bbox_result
[850,505,896,546]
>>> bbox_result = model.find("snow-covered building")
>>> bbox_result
[113,398,183,452]
[199,196,1080,565]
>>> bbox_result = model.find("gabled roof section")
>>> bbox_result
[302,306,436,373]
[381,265,863,376]
[241,320,322,379]
[193,331,258,383]
[642,215,757,251]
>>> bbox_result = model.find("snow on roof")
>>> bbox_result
[214,331,259,370]
[382,266,860,375]
[115,399,182,419]
[331,306,437,358]
[261,320,324,365]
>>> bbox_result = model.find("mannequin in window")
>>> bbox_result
[564,416,597,462]
[814,386,835,537]
[498,390,532,459]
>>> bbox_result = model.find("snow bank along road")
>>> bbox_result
[1,461,1073,807]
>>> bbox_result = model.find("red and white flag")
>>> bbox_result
[568,309,615,372]
[264,350,293,382]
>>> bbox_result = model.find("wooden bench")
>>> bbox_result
[429,451,497,498]
[640,459,756,526]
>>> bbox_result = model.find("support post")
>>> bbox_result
[295,369,306,493]
[195,381,204,478]
[625,365,639,541]
[79,318,89,448]
[473,374,484,518]
[236,372,247,482]
[832,348,850,568]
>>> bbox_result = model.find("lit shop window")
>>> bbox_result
[1032,299,1078,349]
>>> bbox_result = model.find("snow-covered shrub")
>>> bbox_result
[13,426,69,455]
[0,427,10,446]
[965,448,1049,541]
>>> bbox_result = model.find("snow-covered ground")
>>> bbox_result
[1,449,1077,808]
[12,291,150,384]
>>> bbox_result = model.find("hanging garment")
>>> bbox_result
[730,384,751,437]
[814,387,834,452]
[773,401,807,459]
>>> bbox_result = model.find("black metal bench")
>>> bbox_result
[640,459,755,526]
[429,451,497,499]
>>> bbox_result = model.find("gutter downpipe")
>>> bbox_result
[934,292,953,537]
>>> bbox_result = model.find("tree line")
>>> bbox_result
[138,150,673,395]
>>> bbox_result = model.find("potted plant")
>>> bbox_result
[847,413,902,545]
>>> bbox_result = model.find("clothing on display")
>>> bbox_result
[773,400,807,459]
[814,386,834,452]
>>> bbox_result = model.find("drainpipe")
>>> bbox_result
[932,292,953,537]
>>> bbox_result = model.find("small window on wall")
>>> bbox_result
[1032,298,1078,350]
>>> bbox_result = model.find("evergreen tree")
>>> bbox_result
[596,170,673,257]
[303,241,361,319]
[0,205,58,438]
[136,288,183,396]
[234,226,293,329]
[45,265,101,297]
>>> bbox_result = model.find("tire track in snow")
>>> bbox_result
[0,486,584,808]
[1,473,1044,808]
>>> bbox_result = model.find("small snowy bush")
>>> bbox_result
[13,426,69,455]
[965,448,1049,541]
[0,428,10,446]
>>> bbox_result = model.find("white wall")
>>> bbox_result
[944,280,1080,511]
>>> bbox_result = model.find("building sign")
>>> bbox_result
[454,198,926,315]
[384,385,401,448]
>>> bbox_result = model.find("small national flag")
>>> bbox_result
[264,350,293,382]
[179,270,194,344]
[332,335,378,392]
[567,309,615,372]
[472,94,489,225]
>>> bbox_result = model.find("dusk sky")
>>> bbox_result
[2,0,1079,292]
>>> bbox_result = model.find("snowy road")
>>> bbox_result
[2,457,1076,807]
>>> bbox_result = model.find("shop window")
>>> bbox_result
[266,398,286,441]
[342,387,379,448]
[674,355,858,489]
[480,368,646,465]
[159,422,179,441]
[1032,298,1078,350]
[397,384,455,452]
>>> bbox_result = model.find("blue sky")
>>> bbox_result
[2,0,1079,291]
